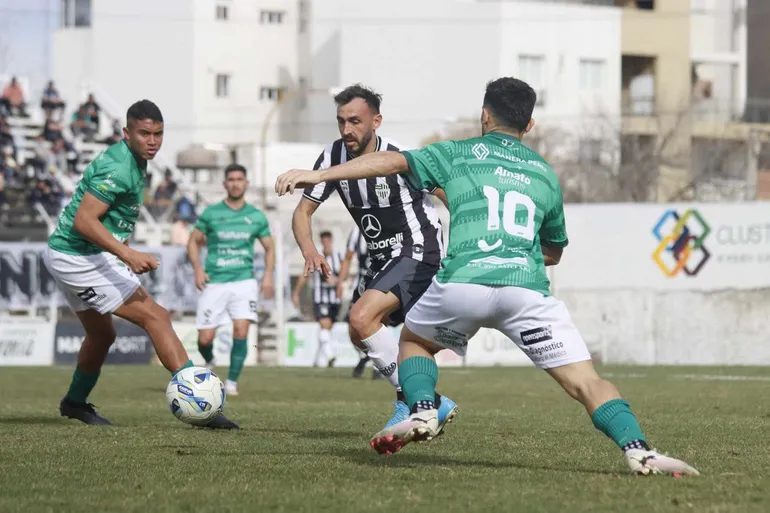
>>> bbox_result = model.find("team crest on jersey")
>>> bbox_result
[375,182,390,200]
[340,181,350,193]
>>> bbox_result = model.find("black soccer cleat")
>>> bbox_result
[352,357,369,378]
[59,398,113,426]
[201,412,240,430]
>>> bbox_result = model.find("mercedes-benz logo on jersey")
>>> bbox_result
[361,214,382,238]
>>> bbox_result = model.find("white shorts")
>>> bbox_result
[195,279,258,329]
[405,278,591,369]
[43,247,142,315]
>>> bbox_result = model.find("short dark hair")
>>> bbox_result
[483,78,536,132]
[319,231,333,239]
[333,84,382,114]
[224,163,247,178]
[126,99,163,127]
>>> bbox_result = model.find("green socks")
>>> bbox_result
[591,399,648,451]
[228,338,248,383]
[172,360,194,377]
[398,356,439,410]
[66,366,100,404]
[199,340,214,364]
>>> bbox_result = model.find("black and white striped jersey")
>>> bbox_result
[346,225,370,276]
[313,251,342,305]
[303,136,443,269]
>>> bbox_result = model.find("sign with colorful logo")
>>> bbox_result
[652,209,711,277]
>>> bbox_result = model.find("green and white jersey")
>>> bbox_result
[195,201,271,284]
[48,140,146,256]
[402,132,568,295]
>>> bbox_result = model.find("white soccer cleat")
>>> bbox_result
[625,448,700,476]
[225,379,239,397]
[370,409,440,455]
[204,360,216,371]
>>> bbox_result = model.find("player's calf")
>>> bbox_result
[547,361,699,476]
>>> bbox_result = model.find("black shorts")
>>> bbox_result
[349,256,439,326]
[314,302,340,322]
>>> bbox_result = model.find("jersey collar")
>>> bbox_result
[484,131,521,145]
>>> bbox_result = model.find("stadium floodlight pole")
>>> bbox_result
[258,86,341,209]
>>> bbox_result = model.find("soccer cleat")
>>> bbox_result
[436,395,458,436]
[384,400,410,430]
[59,398,113,426]
[200,412,240,430]
[225,379,238,397]
[204,359,216,371]
[370,409,439,455]
[625,448,700,476]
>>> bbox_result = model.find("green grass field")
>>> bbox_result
[1,365,769,513]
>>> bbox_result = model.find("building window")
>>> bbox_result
[260,87,284,101]
[260,10,286,24]
[518,55,546,106]
[216,74,230,98]
[579,59,607,90]
[62,0,91,28]
[216,5,229,20]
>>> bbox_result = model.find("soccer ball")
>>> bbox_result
[165,367,225,425]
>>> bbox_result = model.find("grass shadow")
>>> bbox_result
[334,447,620,476]
[249,427,364,440]
[0,416,69,426]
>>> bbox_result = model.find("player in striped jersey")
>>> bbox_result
[290,84,457,437]
[292,231,343,367]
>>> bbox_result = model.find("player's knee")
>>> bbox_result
[232,326,249,339]
[139,302,172,329]
[348,303,376,335]
[564,374,608,403]
[198,331,216,346]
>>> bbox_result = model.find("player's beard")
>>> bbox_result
[346,131,374,158]
[227,190,245,201]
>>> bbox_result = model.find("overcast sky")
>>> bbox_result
[0,0,59,94]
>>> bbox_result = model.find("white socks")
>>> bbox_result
[315,328,333,367]
[361,325,400,390]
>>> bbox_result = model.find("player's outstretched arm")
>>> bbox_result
[73,193,157,274]
[275,152,408,196]
[259,235,276,300]
[431,188,449,209]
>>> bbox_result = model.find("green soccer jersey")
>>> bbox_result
[195,201,271,283]
[48,140,146,256]
[402,132,568,295]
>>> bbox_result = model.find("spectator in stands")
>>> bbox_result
[153,168,178,206]
[42,117,64,142]
[171,213,192,246]
[82,93,101,132]
[0,116,16,161]
[55,167,81,208]
[0,167,5,206]
[41,81,66,120]
[70,105,96,141]
[29,179,61,214]
[0,77,27,117]
[101,118,123,145]
[50,139,69,173]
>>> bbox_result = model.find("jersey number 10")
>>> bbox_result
[479,186,536,252]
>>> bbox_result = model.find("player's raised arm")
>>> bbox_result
[276,151,409,195]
